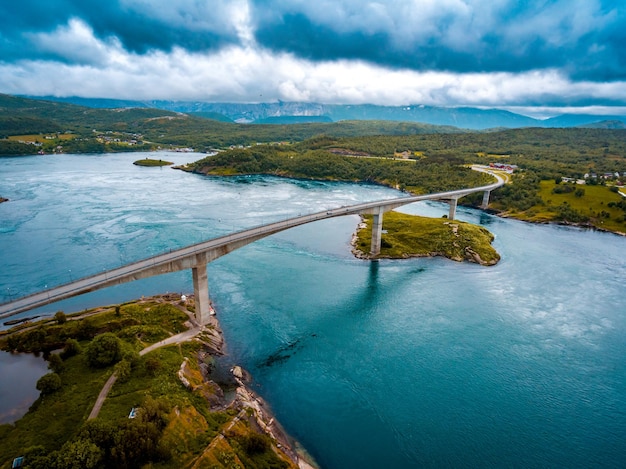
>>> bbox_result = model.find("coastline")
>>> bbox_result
[190,296,319,469]
[0,294,318,469]
[494,209,626,237]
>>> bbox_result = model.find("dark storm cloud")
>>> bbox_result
[0,0,239,63]
[250,0,626,81]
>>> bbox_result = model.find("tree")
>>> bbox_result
[54,311,67,325]
[47,353,64,373]
[60,338,81,359]
[76,319,97,340]
[115,359,132,382]
[36,372,62,395]
[53,439,103,469]
[86,333,122,368]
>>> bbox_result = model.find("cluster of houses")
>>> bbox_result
[560,172,626,186]
[94,130,143,146]
[489,162,519,173]
[95,134,142,145]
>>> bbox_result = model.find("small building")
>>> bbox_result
[12,457,24,468]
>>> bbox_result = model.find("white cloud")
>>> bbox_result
[26,18,119,65]
[3,22,626,110]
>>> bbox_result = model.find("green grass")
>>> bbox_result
[0,299,192,467]
[513,181,626,232]
[133,158,173,166]
[355,212,500,265]
[0,297,292,469]
[101,345,189,419]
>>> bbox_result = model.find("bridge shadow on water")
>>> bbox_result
[256,260,427,369]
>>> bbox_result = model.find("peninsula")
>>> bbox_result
[0,294,315,469]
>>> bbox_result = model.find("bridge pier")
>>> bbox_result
[192,263,210,325]
[448,198,458,220]
[481,190,491,209]
[370,209,384,256]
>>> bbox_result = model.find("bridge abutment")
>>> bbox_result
[192,263,210,325]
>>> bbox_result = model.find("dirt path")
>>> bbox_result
[87,300,203,420]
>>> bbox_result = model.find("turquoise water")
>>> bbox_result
[1,152,626,467]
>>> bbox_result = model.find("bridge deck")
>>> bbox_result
[0,169,504,319]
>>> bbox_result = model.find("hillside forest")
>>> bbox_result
[2,94,626,232]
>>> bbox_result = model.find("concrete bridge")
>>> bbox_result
[0,168,504,325]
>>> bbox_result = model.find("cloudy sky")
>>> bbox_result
[1,0,625,115]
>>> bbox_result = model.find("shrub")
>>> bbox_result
[54,311,67,325]
[241,432,270,455]
[115,359,132,382]
[60,338,81,359]
[47,353,64,373]
[36,372,62,395]
[86,333,122,368]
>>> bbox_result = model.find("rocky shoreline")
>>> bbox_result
[183,297,318,469]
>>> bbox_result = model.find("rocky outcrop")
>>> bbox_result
[176,309,318,468]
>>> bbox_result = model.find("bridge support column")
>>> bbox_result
[481,190,491,209]
[448,198,458,220]
[192,263,210,325]
[370,209,384,256]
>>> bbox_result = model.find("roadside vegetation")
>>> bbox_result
[0,297,297,469]
[353,212,500,265]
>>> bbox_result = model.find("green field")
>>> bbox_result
[507,181,626,233]
[7,133,75,142]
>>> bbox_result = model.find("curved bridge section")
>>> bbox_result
[0,169,504,323]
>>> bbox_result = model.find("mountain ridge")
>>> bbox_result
[21,96,626,130]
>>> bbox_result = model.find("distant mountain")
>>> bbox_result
[18,95,626,130]
[324,104,540,129]
[578,120,626,129]
[254,115,333,124]
[544,114,626,127]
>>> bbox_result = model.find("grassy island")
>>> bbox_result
[133,158,173,167]
[353,212,500,265]
[0,295,304,469]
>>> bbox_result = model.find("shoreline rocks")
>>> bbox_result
[185,300,318,469]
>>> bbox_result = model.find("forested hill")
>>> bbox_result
[1,94,469,155]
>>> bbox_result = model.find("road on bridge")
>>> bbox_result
[0,168,504,320]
